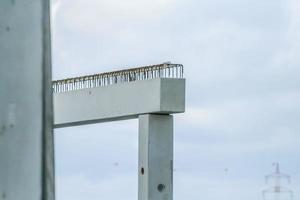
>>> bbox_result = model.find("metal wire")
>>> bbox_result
[52,63,184,93]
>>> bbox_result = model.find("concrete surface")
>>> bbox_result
[139,114,173,200]
[0,1,54,200]
[54,78,185,128]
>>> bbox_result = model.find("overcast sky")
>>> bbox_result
[51,0,300,199]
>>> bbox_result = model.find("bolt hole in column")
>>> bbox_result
[157,184,165,192]
[141,167,144,175]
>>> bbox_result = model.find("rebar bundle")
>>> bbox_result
[52,63,184,93]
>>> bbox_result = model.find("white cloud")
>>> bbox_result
[176,89,300,157]
[56,174,137,200]
[56,0,175,34]
[51,0,61,22]
[271,0,300,67]
[174,172,262,200]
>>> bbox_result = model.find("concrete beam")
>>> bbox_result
[138,114,173,200]
[54,78,185,128]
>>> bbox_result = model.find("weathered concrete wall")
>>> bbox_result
[0,1,54,200]
[54,78,185,128]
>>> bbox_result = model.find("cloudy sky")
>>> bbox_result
[51,0,300,199]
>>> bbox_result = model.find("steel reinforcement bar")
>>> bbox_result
[52,63,184,93]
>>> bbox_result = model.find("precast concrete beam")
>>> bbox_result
[54,78,185,128]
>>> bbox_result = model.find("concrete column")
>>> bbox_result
[138,114,173,200]
[0,1,54,200]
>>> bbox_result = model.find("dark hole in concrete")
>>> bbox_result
[157,184,165,192]
[5,26,10,32]
[141,167,144,175]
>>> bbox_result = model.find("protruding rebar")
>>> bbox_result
[52,63,184,93]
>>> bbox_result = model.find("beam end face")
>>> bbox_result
[160,78,185,113]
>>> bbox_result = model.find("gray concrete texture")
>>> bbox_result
[54,78,185,128]
[0,1,54,200]
[139,114,173,200]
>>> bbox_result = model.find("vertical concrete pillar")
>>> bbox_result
[138,114,173,200]
[0,0,54,200]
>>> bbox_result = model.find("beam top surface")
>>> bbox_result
[52,62,184,93]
